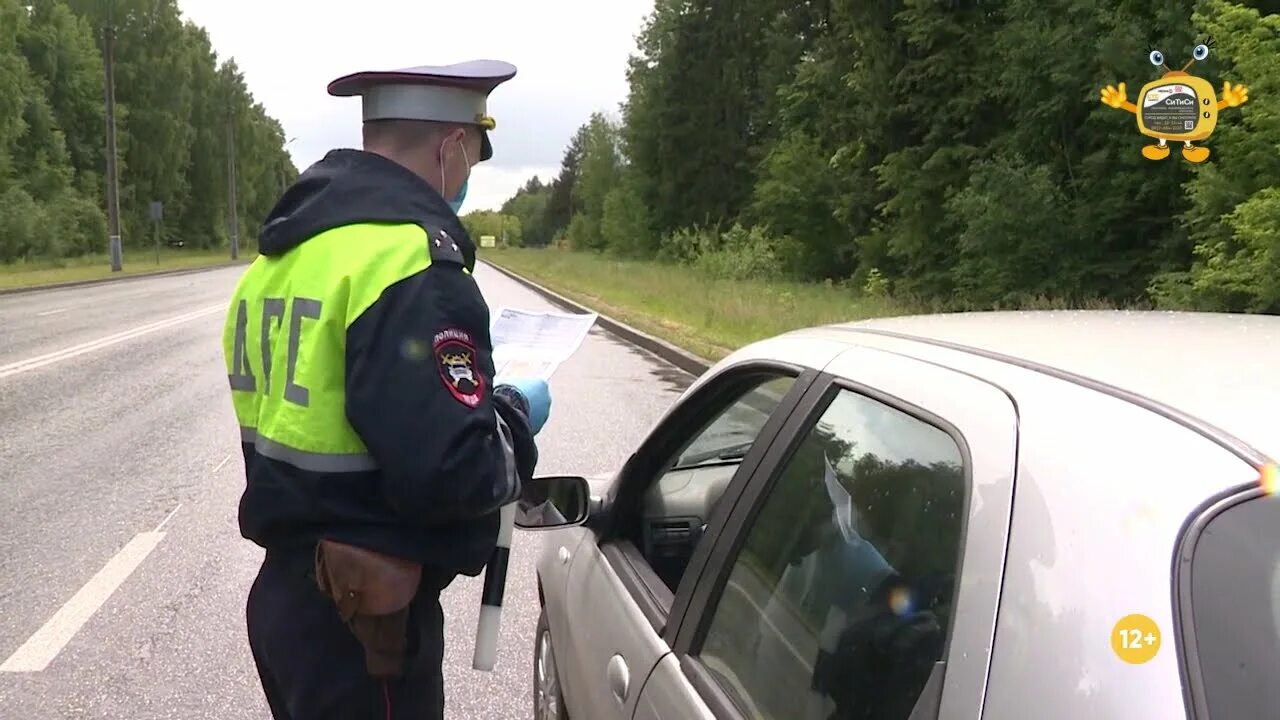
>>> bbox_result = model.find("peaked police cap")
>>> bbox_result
[328,59,517,161]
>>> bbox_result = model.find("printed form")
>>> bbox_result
[490,306,598,384]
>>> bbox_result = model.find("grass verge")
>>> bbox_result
[0,248,254,291]
[481,247,915,362]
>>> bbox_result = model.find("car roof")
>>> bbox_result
[792,310,1280,463]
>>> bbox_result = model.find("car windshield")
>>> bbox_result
[1184,491,1280,718]
[671,439,756,469]
[666,376,793,472]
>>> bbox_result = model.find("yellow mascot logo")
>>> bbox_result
[1100,38,1249,163]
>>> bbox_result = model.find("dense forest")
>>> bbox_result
[486,0,1280,313]
[0,0,295,264]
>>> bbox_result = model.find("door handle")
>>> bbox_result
[607,654,630,705]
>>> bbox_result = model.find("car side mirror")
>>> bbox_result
[514,475,591,530]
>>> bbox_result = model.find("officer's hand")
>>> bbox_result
[500,378,551,435]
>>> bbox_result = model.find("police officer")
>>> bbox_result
[221,59,552,719]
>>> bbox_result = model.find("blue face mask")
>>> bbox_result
[442,136,471,215]
[448,177,468,214]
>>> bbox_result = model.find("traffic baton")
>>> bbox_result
[473,501,515,671]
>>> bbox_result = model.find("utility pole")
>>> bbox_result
[226,119,239,260]
[102,8,123,272]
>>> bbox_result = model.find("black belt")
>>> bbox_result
[264,542,319,582]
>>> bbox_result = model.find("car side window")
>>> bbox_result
[640,374,797,593]
[694,387,966,719]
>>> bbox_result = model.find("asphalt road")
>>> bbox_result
[0,262,694,719]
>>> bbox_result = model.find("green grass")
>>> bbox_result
[482,247,916,362]
[0,248,255,291]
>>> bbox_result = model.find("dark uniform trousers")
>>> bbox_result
[247,547,456,720]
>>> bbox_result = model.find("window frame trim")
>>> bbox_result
[680,653,755,720]
[594,360,820,637]
[670,369,980,718]
[603,540,675,633]
[1172,479,1273,720]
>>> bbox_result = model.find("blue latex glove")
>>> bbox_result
[501,378,551,435]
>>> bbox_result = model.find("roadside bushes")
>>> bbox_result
[0,186,105,263]
[658,223,795,282]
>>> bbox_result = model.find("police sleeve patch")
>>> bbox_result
[433,328,485,407]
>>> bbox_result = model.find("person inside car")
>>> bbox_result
[750,447,945,719]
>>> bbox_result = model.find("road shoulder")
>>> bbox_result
[0,260,252,297]
[479,261,712,376]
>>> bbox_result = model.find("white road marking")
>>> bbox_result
[154,504,182,533]
[213,453,233,473]
[0,303,224,380]
[36,308,68,317]
[0,531,166,672]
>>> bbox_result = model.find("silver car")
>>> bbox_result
[514,310,1280,720]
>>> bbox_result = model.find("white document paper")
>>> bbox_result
[490,306,598,384]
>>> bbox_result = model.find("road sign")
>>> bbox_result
[480,235,497,248]
[149,201,163,221]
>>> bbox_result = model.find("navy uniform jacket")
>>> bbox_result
[223,148,537,577]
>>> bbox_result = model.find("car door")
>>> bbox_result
[632,344,1019,719]
[553,359,823,720]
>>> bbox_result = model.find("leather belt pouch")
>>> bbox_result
[314,539,423,678]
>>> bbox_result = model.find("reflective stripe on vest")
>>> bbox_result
[222,222,464,470]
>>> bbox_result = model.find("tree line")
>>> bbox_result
[1,0,295,265]
[489,0,1280,313]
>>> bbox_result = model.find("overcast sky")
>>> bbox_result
[175,0,655,212]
